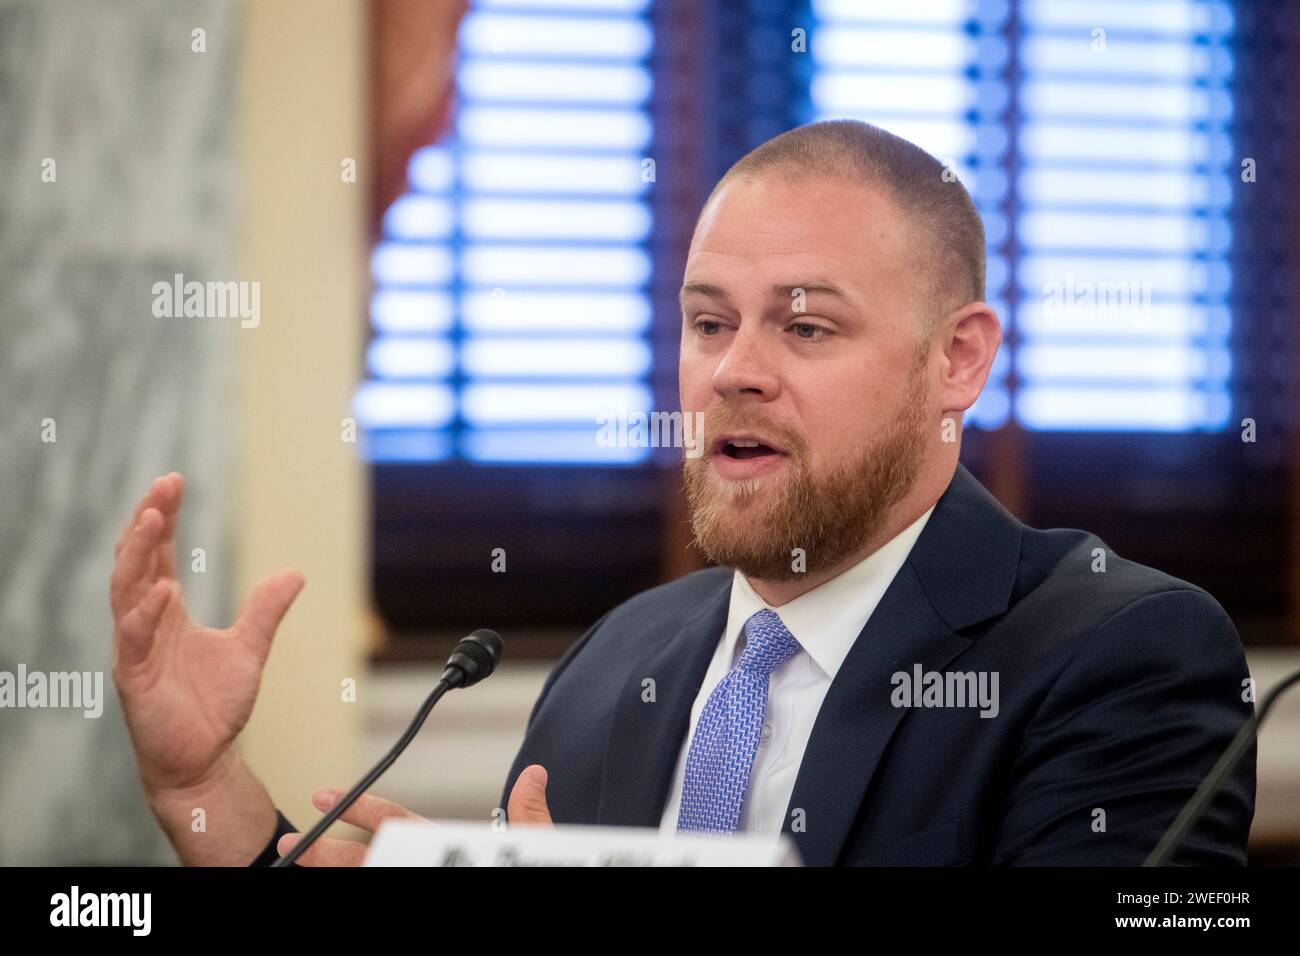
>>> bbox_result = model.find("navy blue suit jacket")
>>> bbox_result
[500,463,1256,866]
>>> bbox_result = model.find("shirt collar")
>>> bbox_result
[722,503,936,680]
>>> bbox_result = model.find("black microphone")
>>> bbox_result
[272,628,504,867]
[1144,665,1300,866]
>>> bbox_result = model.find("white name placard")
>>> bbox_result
[363,820,801,867]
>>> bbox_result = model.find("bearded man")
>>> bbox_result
[110,120,1255,867]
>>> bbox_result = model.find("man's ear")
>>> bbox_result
[937,301,1001,415]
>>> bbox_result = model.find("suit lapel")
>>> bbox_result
[780,565,970,865]
[596,577,731,826]
[782,463,1024,865]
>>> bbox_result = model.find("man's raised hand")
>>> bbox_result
[110,472,305,797]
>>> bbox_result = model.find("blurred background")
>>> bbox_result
[1,0,1298,864]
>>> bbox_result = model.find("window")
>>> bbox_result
[365,0,1290,645]
[357,0,656,464]
[809,0,1235,432]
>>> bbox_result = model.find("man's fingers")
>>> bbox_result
[110,508,164,617]
[273,791,421,867]
[507,764,553,826]
[312,788,422,834]
[114,476,162,557]
[116,580,175,669]
[235,569,306,659]
[115,474,177,558]
[275,833,368,867]
[153,472,184,579]
[282,771,548,865]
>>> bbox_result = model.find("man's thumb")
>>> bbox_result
[236,568,305,657]
[507,764,553,826]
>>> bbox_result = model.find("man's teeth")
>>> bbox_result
[722,439,778,459]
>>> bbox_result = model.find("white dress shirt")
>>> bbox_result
[657,503,936,836]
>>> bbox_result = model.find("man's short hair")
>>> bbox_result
[702,119,987,335]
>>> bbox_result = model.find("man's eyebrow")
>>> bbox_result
[679,281,853,302]
[773,282,853,301]
[679,281,730,303]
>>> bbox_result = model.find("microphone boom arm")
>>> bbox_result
[271,628,502,867]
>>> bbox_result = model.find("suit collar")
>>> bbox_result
[907,462,1023,632]
[726,500,936,680]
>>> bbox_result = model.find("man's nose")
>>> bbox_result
[712,323,780,401]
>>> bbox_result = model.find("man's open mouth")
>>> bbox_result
[714,435,788,460]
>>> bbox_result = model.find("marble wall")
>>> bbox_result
[0,0,239,864]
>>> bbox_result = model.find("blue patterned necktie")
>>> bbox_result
[676,608,803,833]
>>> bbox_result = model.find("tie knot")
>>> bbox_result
[737,609,801,676]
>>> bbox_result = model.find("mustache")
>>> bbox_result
[698,405,808,458]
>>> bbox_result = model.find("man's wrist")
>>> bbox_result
[143,750,278,866]
[143,748,244,824]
